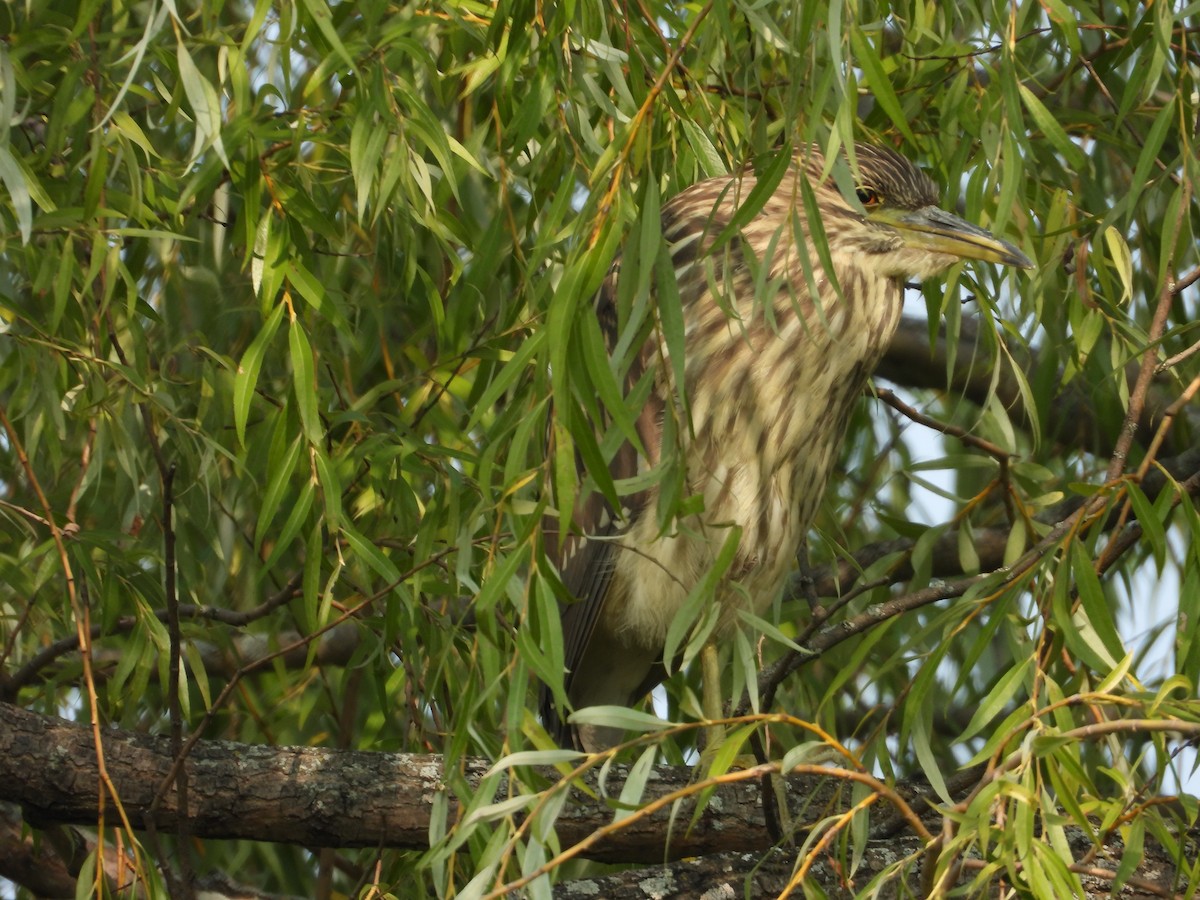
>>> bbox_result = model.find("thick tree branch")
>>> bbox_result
[0,701,812,861]
[2,703,1194,898]
[0,802,76,898]
[551,839,1193,899]
[878,316,1196,457]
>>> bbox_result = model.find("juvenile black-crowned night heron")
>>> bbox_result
[542,142,1032,751]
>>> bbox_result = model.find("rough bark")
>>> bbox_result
[1,701,1195,898]
[1,701,820,859]
[552,841,1194,899]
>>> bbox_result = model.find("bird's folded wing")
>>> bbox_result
[540,269,661,742]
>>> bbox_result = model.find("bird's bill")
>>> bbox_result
[872,206,1033,269]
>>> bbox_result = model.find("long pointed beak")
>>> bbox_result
[872,206,1033,269]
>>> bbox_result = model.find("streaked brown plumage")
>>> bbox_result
[543,143,1031,751]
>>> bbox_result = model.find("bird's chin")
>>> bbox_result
[870,246,961,280]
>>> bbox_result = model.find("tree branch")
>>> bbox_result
[787,440,1200,606]
[878,316,1196,458]
[1,703,1193,898]
[0,702,827,861]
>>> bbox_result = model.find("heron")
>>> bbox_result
[542,142,1032,752]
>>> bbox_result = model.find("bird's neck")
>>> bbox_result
[681,269,904,460]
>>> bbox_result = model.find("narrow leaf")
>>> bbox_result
[1017,83,1086,171]
[960,658,1031,742]
[849,28,916,142]
[234,302,285,446]
[288,316,321,445]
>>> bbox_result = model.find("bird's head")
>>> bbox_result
[806,143,1033,279]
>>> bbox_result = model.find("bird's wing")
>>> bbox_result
[540,266,662,744]
[541,175,748,744]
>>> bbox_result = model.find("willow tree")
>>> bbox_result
[0,0,1197,896]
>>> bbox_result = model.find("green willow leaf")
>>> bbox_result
[850,27,916,142]
[1017,83,1086,171]
[288,315,321,446]
[297,0,358,73]
[234,302,285,446]
[175,38,229,167]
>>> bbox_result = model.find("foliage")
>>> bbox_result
[0,0,1198,895]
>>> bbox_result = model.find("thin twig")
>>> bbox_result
[1173,263,1200,295]
[0,405,143,883]
[1105,163,1192,482]
[1,573,306,699]
[155,462,192,890]
[0,498,51,527]
[484,754,932,899]
[1156,333,1200,372]
[147,545,458,814]
[1095,468,1200,579]
[873,386,1013,461]
[590,0,716,239]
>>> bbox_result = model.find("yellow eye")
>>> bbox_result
[856,187,881,208]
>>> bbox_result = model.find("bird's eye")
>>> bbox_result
[856,187,881,208]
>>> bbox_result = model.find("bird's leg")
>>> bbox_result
[701,639,724,750]
[794,539,819,608]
